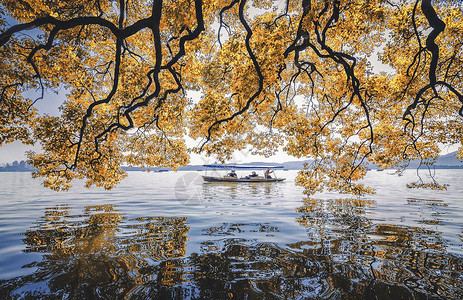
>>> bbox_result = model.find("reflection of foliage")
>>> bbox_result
[122,216,189,260]
[0,204,190,298]
[296,197,374,228]
[24,204,122,254]
[292,197,462,299]
[1,201,462,299]
[407,197,449,225]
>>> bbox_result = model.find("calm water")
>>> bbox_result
[0,170,462,299]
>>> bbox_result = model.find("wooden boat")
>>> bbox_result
[202,164,285,183]
[202,175,285,182]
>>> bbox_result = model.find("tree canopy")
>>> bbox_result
[0,0,462,194]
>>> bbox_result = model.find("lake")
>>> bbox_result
[0,169,462,299]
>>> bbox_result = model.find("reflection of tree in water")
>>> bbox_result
[1,201,462,299]
[175,199,462,299]
[0,204,190,299]
[292,197,462,299]
[23,204,123,254]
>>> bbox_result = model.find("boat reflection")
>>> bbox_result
[0,199,461,299]
[202,180,284,201]
[174,172,284,206]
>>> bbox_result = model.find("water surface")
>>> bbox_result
[0,170,462,299]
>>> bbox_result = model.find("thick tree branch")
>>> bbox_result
[421,0,445,86]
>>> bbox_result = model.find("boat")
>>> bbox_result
[202,164,286,182]
[202,176,285,182]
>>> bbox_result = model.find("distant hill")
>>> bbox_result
[436,151,463,166]
[392,151,463,169]
[181,151,463,171]
[177,151,463,171]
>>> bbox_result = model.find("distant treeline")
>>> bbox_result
[0,160,35,172]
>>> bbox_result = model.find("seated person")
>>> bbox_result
[228,170,237,178]
[264,168,273,179]
[249,171,258,178]
[244,171,259,179]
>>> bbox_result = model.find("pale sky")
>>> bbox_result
[0,141,38,164]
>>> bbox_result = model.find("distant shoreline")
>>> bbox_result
[2,151,462,172]
[1,165,463,173]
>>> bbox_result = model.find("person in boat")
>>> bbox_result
[245,171,258,179]
[228,170,237,178]
[249,171,258,178]
[264,168,273,179]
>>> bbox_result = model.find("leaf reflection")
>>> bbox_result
[293,197,462,299]
[1,204,190,299]
[1,200,462,299]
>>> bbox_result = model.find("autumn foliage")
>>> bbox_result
[0,0,462,194]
